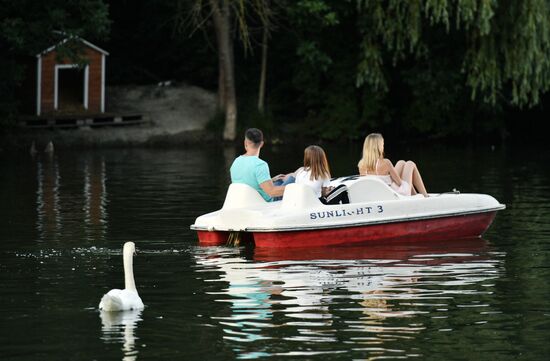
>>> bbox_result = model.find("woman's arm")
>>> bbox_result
[384,159,403,186]
[283,169,298,181]
[321,186,333,197]
[273,167,301,182]
[320,177,333,197]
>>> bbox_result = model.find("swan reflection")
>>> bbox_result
[100,310,142,361]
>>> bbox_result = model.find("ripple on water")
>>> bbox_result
[3,146,549,360]
[186,242,507,358]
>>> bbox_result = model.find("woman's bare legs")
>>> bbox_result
[394,160,406,176]
[397,160,415,195]
[394,160,416,195]
[400,161,428,197]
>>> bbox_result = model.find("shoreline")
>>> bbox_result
[0,127,219,151]
[1,83,220,151]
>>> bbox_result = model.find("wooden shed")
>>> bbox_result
[34,37,108,116]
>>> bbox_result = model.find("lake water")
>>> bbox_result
[1,142,549,360]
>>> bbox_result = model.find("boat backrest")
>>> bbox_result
[281,183,322,210]
[222,183,267,209]
[347,176,399,202]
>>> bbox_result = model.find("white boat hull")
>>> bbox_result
[191,176,505,248]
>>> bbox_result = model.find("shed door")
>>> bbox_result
[58,68,84,111]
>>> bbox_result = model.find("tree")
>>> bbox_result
[257,2,269,114]
[177,0,272,141]
[209,0,238,140]
[269,0,550,140]
[355,0,550,107]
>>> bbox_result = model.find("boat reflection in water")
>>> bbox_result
[194,238,504,359]
[99,310,142,361]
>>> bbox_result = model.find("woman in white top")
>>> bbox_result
[357,133,428,197]
[291,145,349,204]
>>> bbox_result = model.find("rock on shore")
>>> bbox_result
[107,83,217,135]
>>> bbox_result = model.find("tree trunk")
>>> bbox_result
[217,55,226,111]
[210,0,237,141]
[215,24,226,110]
[258,25,268,113]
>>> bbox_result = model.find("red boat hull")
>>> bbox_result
[197,211,497,248]
[197,230,230,246]
[253,237,490,263]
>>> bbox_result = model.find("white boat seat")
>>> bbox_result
[281,183,322,210]
[347,177,399,202]
[222,183,267,209]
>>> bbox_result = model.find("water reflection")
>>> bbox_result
[100,310,142,360]
[222,145,237,186]
[35,155,108,242]
[194,239,504,359]
[2,144,549,360]
[36,157,61,240]
[84,157,108,239]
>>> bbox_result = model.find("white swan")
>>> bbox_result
[99,241,144,311]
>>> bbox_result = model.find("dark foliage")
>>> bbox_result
[1,0,548,143]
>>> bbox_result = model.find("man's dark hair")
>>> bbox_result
[245,128,263,146]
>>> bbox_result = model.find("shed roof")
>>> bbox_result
[37,36,109,57]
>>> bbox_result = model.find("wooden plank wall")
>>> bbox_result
[40,48,103,113]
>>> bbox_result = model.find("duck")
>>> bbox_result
[99,241,144,312]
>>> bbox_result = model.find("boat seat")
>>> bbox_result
[347,177,399,203]
[222,183,267,209]
[281,183,322,210]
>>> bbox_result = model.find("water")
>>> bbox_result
[1,142,549,360]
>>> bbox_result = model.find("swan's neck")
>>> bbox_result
[123,249,137,291]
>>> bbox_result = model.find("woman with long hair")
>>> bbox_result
[294,145,349,204]
[358,133,428,197]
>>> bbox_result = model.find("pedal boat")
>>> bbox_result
[190,176,505,248]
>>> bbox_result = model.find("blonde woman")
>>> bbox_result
[290,145,349,204]
[358,133,428,197]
